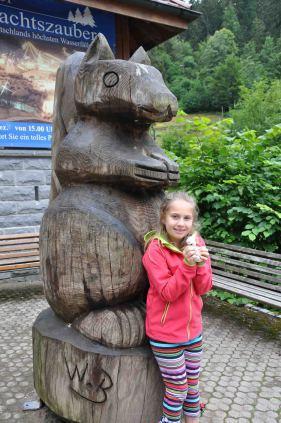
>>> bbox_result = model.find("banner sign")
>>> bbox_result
[0,0,115,49]
[0,0,116,148]
[0,121,52,148]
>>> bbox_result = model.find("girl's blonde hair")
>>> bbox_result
[160,192,199,245]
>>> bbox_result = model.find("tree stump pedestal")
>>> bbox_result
[33,308,163,423]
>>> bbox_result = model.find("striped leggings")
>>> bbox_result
[150,335,203,423]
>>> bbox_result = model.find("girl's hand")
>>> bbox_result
[198,246,210,263]
[183,246,198,266]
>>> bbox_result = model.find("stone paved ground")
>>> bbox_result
[0,286,280,423]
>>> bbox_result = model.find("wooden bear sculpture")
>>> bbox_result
[40,33,179,349]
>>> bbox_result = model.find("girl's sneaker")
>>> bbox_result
[200,402,206,417]
[159,417,169,423]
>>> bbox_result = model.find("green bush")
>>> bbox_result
[161,115,281,252]
[230,79,281,134]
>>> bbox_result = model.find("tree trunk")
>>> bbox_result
[33,308,163,423]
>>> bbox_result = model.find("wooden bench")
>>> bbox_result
[207,240,281,309]
[0,233,40,273]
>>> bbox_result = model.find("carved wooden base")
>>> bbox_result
[33,308,163,423]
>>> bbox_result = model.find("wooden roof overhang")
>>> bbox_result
[64,0,201,58]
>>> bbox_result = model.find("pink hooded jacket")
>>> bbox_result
[142,234,212,343]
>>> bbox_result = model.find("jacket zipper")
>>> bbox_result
[187,283,193,339]
[161,302,170,325]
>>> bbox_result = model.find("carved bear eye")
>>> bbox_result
[103,72,119,88]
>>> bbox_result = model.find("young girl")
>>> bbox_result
[142,192,212,423]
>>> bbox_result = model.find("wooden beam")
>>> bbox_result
[0,243,39,253]
[116,15,131,59]
[0,232,39,240]
[0,251,39,260]
[0,262,40,271]
[128,18,180,51]
[0,237,39,246]
[64,0,188,29]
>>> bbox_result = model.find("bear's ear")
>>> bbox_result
[129,47,151,65]
[81,33,115,66]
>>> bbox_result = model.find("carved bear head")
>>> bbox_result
[74,33,178,123]
[53,34,179,191]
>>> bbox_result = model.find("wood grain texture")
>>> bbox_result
[40,34,179,348]
[207,239,281,260]
[208,245,281,267]
[0,262,40,271]
[50,51,84,200]
[73,302,146,348]
[213,275,281,308]
[115,15,131,59]
[211,268,281,293]
[0,237,38,246]
[0,233,39,240]
[64,0,190,29]
[0,243,38,253]
[41,185,161,322]
[207,240,281,308]
[210,261,280,284]
[0,234,39,272]
[35,33,178,422]
[33,309,163,423]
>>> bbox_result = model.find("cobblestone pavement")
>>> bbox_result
[0,286,280,423]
